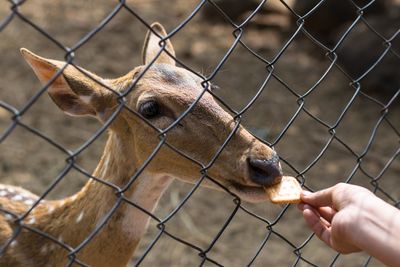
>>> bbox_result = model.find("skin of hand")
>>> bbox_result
[298,183,400,267]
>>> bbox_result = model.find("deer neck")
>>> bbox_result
[32,132,172,266]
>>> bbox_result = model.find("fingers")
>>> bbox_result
[301,205,332,247]
[301,183,372,211]
[317,206,336,222]
[298,203,337,223]
[301,188,335,207]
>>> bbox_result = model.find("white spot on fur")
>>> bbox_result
[76,211,84,223]
[21,191,31,198]
[27,217,36,224]
[0,190,6,197]
[11,195,23,201]
[24,199,34,206]
[10,240,17,247]
[47,205,55,214]
[71,195,77,201]
[79,95,92,104]
[40,244,48,255]
[4,214,13,220]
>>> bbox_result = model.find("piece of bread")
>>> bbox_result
[265,176,302,204]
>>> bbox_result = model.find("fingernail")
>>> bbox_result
[301,191,312,197]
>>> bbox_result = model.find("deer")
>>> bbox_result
[0,22,283,267]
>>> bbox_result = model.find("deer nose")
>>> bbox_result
[248,155,283,187]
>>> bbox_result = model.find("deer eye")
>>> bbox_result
[139,100,160,119]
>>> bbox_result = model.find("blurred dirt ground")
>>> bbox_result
[0,0,399,266]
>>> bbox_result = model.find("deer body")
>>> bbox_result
[0,23,283,266]
[0,132,172,267]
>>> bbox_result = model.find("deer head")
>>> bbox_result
[20,22,282,203]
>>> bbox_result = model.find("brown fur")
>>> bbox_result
[0,22,279,266]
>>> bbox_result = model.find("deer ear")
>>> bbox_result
[20,48,112,118]
[142,22,176,66]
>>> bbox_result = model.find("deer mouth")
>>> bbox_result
[228,181,268,203]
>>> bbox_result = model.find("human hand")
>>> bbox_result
[297,183,376,254]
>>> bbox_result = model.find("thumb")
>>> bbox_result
[301,187,335,207]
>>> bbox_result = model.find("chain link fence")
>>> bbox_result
[0,0,399,266]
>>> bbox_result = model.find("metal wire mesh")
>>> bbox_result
[0,0,399,266]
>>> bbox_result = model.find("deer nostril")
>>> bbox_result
[248,156,283,187]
